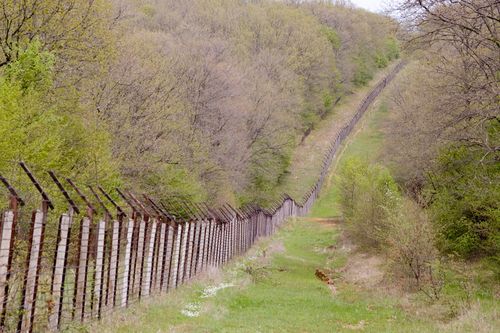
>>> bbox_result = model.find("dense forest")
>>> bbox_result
[0,0,399,207]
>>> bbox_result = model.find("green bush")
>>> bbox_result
[300,109,321,131]
[321,26,341,50]
[428,142,500,258]
[0,40,120,197]
[384,37,400,61]
[145,164,206,203]
[338,157,399,248]
[322,91,333,110]
[375,52,388,68]
[385,198,443,298]
[339,158,444,297]
[352,56,374,87]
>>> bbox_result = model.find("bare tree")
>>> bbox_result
[0,0,114,71]
[395,0,499,154]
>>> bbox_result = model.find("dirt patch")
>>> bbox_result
[330,230,385,289]
[266,240,285,256]
[192,264,225,285]
[342,320,366,330]
[307,219,385,289]
[303,217,343,226]
[343,253,384,288]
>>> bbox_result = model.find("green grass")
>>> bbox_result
[92,218,439,333]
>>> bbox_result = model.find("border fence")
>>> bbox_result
[0,62,404,332]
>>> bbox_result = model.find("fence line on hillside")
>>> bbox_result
[0,61,404,332]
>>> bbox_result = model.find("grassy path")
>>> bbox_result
[93,218,437,332]
[91,72,439,333]
[278,62,399,201]
[311,96,390,218]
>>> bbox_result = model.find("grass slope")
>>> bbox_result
[278,63,398,201]
[311,100,389,218]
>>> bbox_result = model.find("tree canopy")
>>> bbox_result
[0,0,400,206]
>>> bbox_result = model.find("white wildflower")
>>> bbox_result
[181,302,201,317]
[201,282,234,298]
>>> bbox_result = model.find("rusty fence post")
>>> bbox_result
[177,220,188,285]
[190,220,200,278]
[196,219,204,275]
[48,171,80,331]
[66,178,95,322]
[142,218,157,296]
[18,162,54,333]
[120,217,134,307]
[89,186,115,320]
[133,217,146,297]
[92,218,106,319]
[208,219,215,267]
[155,220,166,292]
[99,187,126,309]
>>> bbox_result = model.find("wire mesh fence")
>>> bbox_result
[0,62,404,332]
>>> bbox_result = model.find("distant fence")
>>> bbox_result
[0,62,404,332]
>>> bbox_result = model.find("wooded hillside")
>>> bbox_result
[0,0,399,207]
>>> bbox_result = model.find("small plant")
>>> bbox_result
[244,263,270,283]
[419,260,445,301]
[385,198,444,300]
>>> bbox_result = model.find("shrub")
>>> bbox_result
[428,143,500,259]
[339,158,445,299]
[384,37,400,61]
[338,157,399,248]
[352,56,374,87]
[385,198,443,299]
[375,53,388,68]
